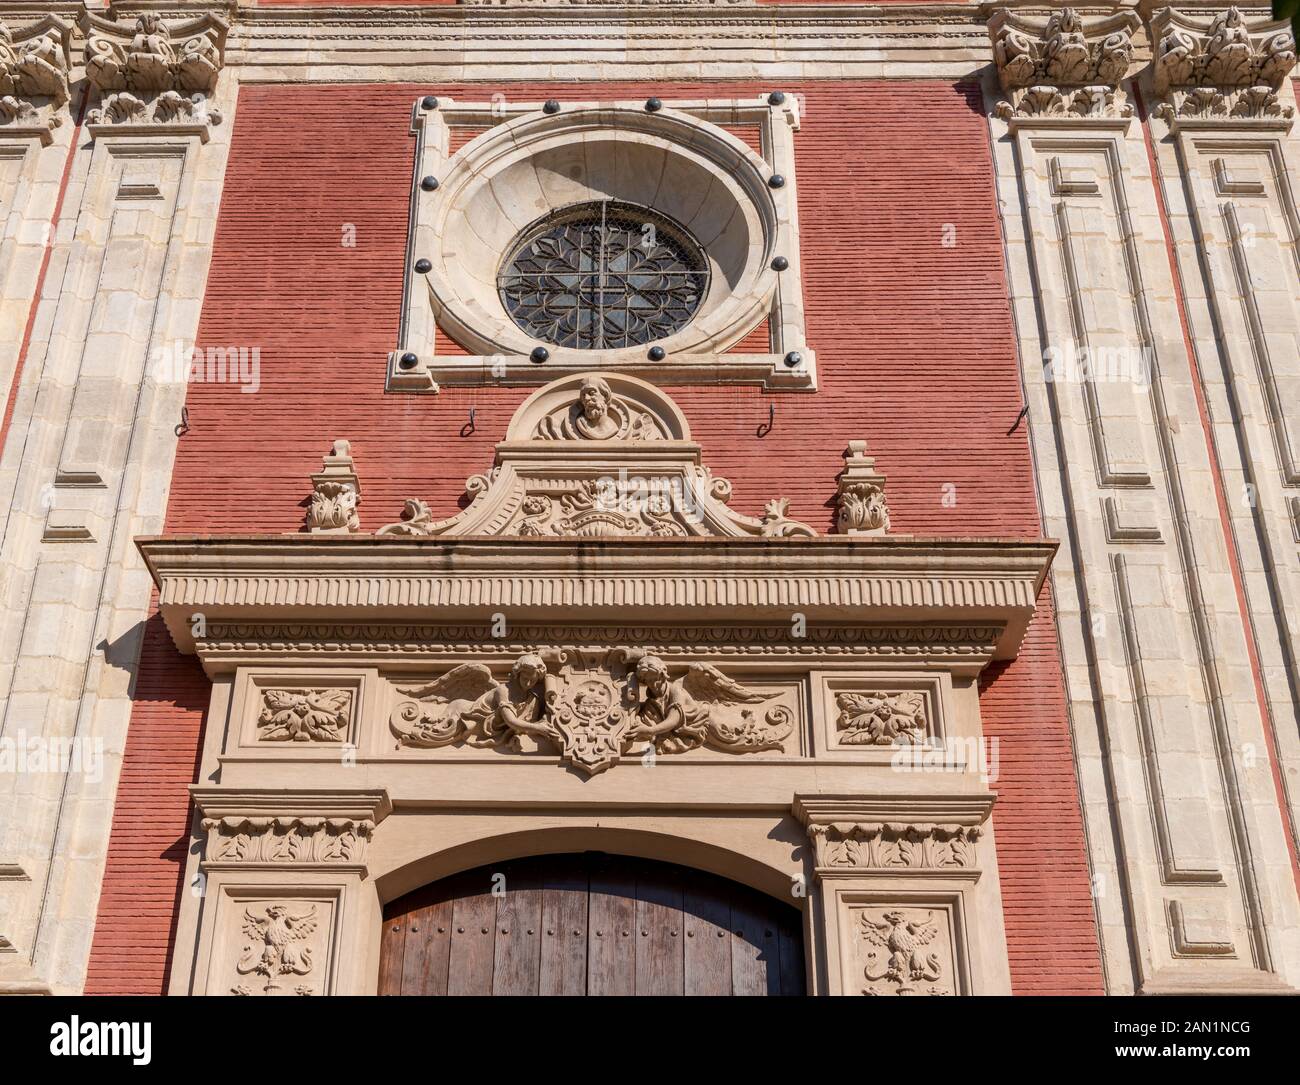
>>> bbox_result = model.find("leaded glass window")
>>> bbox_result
[497,201,709,350]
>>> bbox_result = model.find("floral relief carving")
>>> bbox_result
[256,689,352,742]
[859,909,954,996]
[835,690,927,746]
[234,904,318,996]
[1152,7,1297,123]
[202,817,374,865]
[389,650,794,775]
[989,7,1139,121]
[808,823,981,870]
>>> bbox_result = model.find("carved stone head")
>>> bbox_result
[511,653,548,690]
[635,654,670,694]
[579,376,612,422]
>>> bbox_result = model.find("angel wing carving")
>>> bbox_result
[679,663,792,752]
[390,663,500,748]
[397,663,497,704]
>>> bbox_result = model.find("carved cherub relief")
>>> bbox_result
[389,651,793,774]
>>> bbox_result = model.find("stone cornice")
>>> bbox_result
[138,533,1055,664]
[793,792,996,827]
[191,787,392,818]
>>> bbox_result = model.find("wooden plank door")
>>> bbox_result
[379,852,805,995]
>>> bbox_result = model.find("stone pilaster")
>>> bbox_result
[793,795,1006,995]
[0,6,238,995]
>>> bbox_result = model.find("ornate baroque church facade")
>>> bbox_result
[0,0,1298,997]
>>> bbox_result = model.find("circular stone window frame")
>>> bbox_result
[409,102,796,374]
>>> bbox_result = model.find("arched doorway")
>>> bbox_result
[378,852,806,995]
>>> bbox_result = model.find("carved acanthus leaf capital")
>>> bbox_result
[794,793,994,876]
[307,439,362,534]
[81,11,227,138]
[0,15,72,142]
[988,6,1139,121]
[835,441,890,536]
[193,788,391,869]
[1151,7,1296,125]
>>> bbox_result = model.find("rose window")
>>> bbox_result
[497,201,709,350]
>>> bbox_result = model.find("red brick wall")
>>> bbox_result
[86,80,1103,994]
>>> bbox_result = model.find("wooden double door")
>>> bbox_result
[378,852,805,995]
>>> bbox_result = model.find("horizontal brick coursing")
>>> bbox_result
[86,80,1103,995]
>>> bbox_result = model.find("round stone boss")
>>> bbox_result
[496,200,710,351]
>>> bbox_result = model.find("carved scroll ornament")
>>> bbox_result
[389,651,793,775]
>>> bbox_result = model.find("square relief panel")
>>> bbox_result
[230,671,369,755]
[814,672,950,758]
[203,885,342,997]
[837,891,969,997]
[391,96,813,392]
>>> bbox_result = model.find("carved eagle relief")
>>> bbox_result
[389,652,793,775]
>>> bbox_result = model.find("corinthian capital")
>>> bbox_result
[0,14,72,143]
[1151,7,1296,126]
[988,6,1140,122]
[80,10,228,138]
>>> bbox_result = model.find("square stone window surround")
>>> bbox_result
[388,95,815,393]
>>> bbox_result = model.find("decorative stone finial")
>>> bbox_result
[1151,7,1297,126]
[988,7,1140,122]
[306,440,361,534]
[0,16,72,143]
[835,441,890,537]
[81,11,228,137]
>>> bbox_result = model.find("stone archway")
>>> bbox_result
[377,852,805,995]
